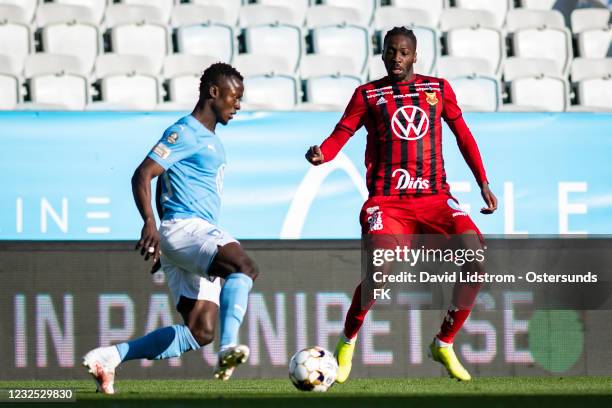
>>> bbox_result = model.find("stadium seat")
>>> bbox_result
[39,22,99,74]
[375,26,439,75]
[46,0,106,25]
[36,2,101,25]
[441,9,505,74]
[320,0,376,26]
[504,76,569,112]
[374,6,436,30]
[518,0,556,9]
[368,54,387,81]
[254,0,309,27]
[300,54,360,79]
[311,25,370,78]
[171,4,234,27]
[243,24,302,73]
[104,3,167,26]
[503,57,563,80]
[302,75,362,111]
[175,23,234,63]
[447,75,501,112]
[437,56,497,78]
[233,54,294,77]
[94,54,159,110]
[0,0,36,23]
[0,21,30,74]
[306,5,363,27]
[239,4,303,27]
[0,55,19,109]
[162,54,216,108]
[24,54,88,110]
[571,9,611,58]
[108,23,169,74]
[188,0,241,27]
[117,0,173,24]
[241,74,299,110]
[506,9,572,75]
[454,0,510,28]
[570,57,612,111]
[385,0,444,26]
[163,54,213,79]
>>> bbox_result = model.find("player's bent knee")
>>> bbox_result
[188,325,215,347]
[238,256,259,280]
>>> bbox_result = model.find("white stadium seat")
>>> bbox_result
[163,54,215,79]
[35,3,100,25]
[519,0,556,9]
[243,24,302,73]
[571,9,611,58]
[175,23,234,63]
[0,0,36,23]
[104,3,167,26]
[47,0,106,25]
[94,54,159,111]
[28,74,88,110]
[368,55,386,81]
[239,4,303,27]
[109,24,169,74]
[306,5,363,27]
[386,0,444,26]
[118,0,173,24]
[506,10,572,75]
[570,57,612,111]
[189,0,241,27]
[504,57,563,80]
[441,9,505,74]
[23,53,83,77]
[447,75,501,112]
[40,22,99,74]
[303,75,362,111]
[0,22,30,73]
[311,25,370,78]
[241,74,299,110]
[374,7,436,30]
[255,0,309,27]
[300,54,359,79]
[162,55,216,108]
[376,26,439,76]
[454,0,510,28]
[320,0,376,26]
[171,4,235,27]
[437,56,497,78]
[233,54,294,77]
[505,76,569,112]
[0,56,19,109]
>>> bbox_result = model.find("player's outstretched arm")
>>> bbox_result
[479,181,497,214]
[305,145,325,166]
[132,157,165,264]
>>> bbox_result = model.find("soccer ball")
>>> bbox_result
[288,346,338,392]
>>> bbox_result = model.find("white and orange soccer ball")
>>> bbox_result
[288,346,338,392]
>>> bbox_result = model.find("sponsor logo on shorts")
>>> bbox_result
[366,206,384,231]
[447,198,467,217]
[392,169,430,190]
[152,143,171,159]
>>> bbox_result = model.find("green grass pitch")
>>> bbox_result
[1,377,612,407]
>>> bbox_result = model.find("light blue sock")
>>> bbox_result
[219,273,253,350]
[115,324,200,362]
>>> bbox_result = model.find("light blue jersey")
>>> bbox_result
[148,115,226,224]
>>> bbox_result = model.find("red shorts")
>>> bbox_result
[359,193,482,239]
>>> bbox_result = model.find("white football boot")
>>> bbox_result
[82,346,121,394]
[213,345,250,380]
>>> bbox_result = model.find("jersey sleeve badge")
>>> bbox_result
[152,142,171,159]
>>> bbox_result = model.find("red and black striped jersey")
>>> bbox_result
[319,74,488,198]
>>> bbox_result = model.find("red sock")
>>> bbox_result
[436,307,472,344]
[343,283,376,339]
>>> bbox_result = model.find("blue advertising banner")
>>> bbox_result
[0,112,611,240]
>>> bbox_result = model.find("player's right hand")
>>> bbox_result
[305,145,325,166]
[135,219,160,263]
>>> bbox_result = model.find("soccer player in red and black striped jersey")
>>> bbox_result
[306,27,497,382]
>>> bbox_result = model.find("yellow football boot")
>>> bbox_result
[334,337,356,384]
[428,339,472,381]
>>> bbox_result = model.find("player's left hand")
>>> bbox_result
[135,219,160,263]
[480,182,497,214]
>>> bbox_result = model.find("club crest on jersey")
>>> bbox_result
[392,169,430,190]
[166,132,179,144]
[425,91,438,106]
[391,105,430,141]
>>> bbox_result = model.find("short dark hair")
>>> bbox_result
[198,62,243,101]
[383,27,417,49]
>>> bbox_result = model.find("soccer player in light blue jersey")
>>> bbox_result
[83,63,257,394]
